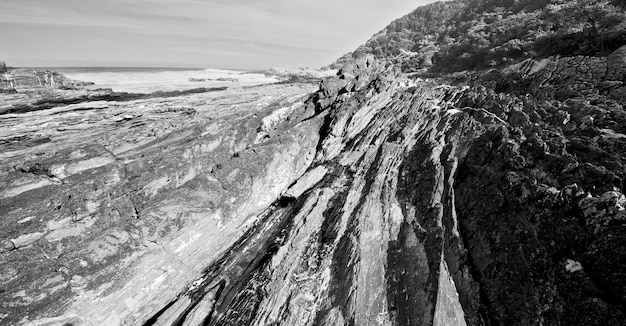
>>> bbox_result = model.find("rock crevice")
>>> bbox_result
[2,49,626,325]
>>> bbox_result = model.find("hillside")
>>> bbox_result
[334,0,626,73]
[1,0,626,325]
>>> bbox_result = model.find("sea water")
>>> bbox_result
[49,67,280,93]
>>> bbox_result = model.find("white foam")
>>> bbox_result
[62,68,279,93]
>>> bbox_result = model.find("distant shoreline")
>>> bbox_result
[22,67,211,74]
[12,66,266,73]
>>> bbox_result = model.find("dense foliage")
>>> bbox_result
[334,0,626,72]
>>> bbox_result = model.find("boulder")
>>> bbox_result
[215,77,239,82]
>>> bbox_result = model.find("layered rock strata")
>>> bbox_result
[0,83,320,325]
[1,51,625,325]
[0,69,92,90]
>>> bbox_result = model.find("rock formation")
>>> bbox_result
[0,68,229,115]
[0,82,320,325]
[216,77,239,82]
[1,1,626,325]
[268,67,338,83]
[0,61,6,73]
[0,69,93,90]
[188,78,239,82]
[2,44,624,324]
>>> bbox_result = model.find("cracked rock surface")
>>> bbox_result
[0,82,321,325]
[1,49,626,326]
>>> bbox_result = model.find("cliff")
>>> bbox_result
[1,1,626,325]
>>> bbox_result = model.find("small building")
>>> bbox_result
[0,61,6,72]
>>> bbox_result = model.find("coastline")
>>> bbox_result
[3,45,626,323]
[0,67,330,115]
[0,72,320,324]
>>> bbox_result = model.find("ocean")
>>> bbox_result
[40,67,280,93]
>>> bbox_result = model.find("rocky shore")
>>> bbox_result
[1,0,626,321]
[1,44,624,325]
[0,75,320,325]
[0,69,231,115]
[0,68,94,89]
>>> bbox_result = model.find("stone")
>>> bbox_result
[215,77,238,82]
[69,275,88,289]
[10,232,44,248]
[283,165,328,198]
[565,259,583,273]
[0,239,15,253]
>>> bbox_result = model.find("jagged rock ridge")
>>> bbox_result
[3,44,624,324]
[2,1,626,326]
[136,49,626,325]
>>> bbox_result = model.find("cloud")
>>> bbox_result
[0,0,439,68]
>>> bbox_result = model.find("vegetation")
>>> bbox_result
[334,0,626,73]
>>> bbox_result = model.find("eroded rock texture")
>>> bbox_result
[2,51,626,325]
[0,83,320,325]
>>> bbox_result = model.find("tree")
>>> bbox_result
[545,0,626,51]
[610,0,626,9]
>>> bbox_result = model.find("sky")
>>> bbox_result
[0,0,439,69]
